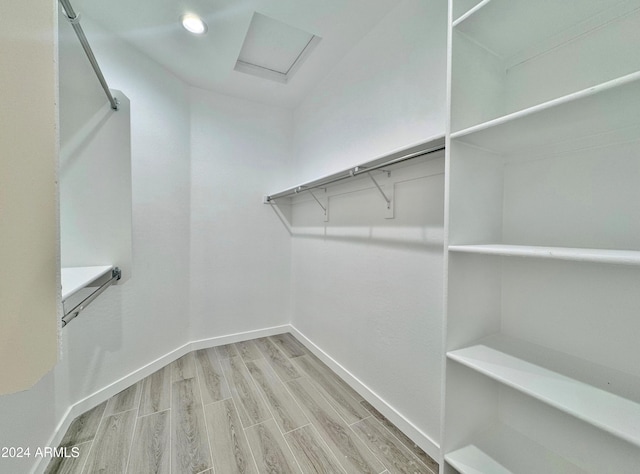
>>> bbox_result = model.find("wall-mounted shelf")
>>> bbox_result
[449,245,640,266]
[264,135,444,222]
[61,265,121,327]
[264,135,444,202]
[61,265,113,301]
[445,423,587,474]
[451,70,640,152]
[447,335,640,447]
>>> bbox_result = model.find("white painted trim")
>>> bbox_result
[189,324,290,351]
[31,324,289,474]
[288,324,441,461]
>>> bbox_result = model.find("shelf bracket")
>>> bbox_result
[307,189,329,222]
[367,172,394,218]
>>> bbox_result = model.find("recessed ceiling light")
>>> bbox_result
[181,14,207,35]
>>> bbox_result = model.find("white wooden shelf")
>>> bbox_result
[451,70,640,152]
[449,244,640,266]
[61,265,113,301]
[445,423,586,474]
[453,0,626,59]
[447,335,640,447]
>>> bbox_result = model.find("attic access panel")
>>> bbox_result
[235,12,321,83]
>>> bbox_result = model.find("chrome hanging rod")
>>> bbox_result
[58,0,119,110]
[265,136,445,202]
[62,267,121,327]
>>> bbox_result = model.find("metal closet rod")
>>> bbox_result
[58,0,119,110]
[265,136,445,201]
[62,267,121,327]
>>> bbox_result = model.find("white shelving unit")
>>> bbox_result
[442,0,640,472]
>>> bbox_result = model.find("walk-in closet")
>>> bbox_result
[1,0,639,472]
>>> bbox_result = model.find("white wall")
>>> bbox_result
[289,0,447,455]
[57,14,192,400]
[292,0,447,183]
[0,16,192,473]
[189,88,293,339]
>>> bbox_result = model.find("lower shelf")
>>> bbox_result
[448,244,640,266]
[445,423,586,474]
[61,265,113,301]
[447,335,640,447]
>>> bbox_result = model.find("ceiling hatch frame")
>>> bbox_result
[234,13,322,84]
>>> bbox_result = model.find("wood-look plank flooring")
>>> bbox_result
[46,333,438,474]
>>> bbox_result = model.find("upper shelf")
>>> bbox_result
[264,135,444,202]
[453,0,626,59]
[447,335,640,447]
[451,71,640,153]
[61,265,113,301]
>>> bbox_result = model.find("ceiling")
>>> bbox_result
[74,0,399,108]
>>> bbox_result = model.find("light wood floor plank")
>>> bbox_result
[195,348,231,405]
[56,338,434,474]
[220,356,272,428]
[235,340,263,362]
[245,419,301,473]
[105,381,142,416]
[171,379,213,474]
[294,355,369,425]
[139,366,171,417]
[254,337,301,382]
[203,399,257,474]
[44,441,91,474]
[269,333,309,358]
[127,410,170,473]
[352,417,434,474]
[171,352,196,382]
[245,359,309,433]
[360,400,438,472]
[216,343,239,359]
[60,401,106,447]
[82,411,137,473]
[285,424,346,474]
[287,378,385,474]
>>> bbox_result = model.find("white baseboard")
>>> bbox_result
[288,324,441,462]
[32,324,289,474]
[190,324,290,351]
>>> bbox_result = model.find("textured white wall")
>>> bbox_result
[289,0,447,453]
[189,88,293,339]
[291,0,447,184]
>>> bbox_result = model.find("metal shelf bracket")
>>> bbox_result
[366,171,394,218]
[307,189,329,222]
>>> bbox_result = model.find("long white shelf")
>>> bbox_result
[265,135,444,201]
[445,423,586,474]
[451,70,640,153]
[448,244,640,266]
[447,335,640,447]
[61,265,113,301]
[453,0,625,59]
